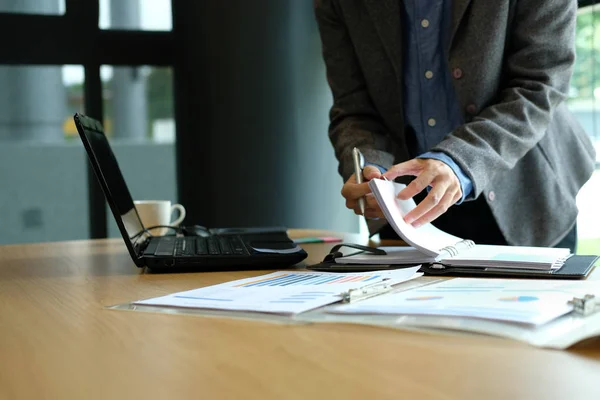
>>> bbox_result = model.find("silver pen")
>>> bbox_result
[352,147,366,216]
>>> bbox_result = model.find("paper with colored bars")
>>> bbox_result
[133,267,422,315]
[329,278,600,326]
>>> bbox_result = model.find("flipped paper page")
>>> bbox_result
[133,267,422,315]
[329,278,597,326]
[369,179,462,257]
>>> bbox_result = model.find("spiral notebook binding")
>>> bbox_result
[439,240,475,259]
[462,240,476,249]
[552,254,574,269]
[440,245,458,257]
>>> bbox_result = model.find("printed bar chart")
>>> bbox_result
[237,273,382,287]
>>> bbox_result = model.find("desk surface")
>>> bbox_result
[0,230,599,400]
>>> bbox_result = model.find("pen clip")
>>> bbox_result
[341,278,393,303]
[352,147,365,169]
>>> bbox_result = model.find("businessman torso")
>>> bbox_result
[316,0,596,246]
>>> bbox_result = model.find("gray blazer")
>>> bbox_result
[315,0,596,247]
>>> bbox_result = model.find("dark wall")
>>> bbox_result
[172,0,358,232]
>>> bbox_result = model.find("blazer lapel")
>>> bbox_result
[364,0,403,78]
[450,0,473,48]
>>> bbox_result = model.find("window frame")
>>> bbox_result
[0,0,174,239]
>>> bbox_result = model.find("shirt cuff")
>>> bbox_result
[364,162,388,174]
[417,152,473,204]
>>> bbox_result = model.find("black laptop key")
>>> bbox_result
[207,237,220,255]
[155,237,176,256]
[230,236,248,255]
[195,237,208,255]
[218,237,233,255]
[185,238,196,255]
[175,238,195,257]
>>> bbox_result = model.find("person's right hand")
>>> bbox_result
[341,166,385,219]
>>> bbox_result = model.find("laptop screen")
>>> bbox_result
[74,113,147,260]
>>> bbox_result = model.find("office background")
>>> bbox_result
[0,0,598,254]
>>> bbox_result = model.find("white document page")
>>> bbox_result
[369,179,462,257]
[330,278,591,326]
[444,245,571,269]
[133,267,422,315]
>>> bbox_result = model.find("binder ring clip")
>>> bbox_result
[568,294,600,317]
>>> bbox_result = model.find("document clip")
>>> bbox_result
[340,278,394,303]
[568,294,600,317]
[323,243,387,263]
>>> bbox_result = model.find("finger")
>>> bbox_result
[364,208,385,219]
[397,170,437,200]
[410,189,458,228]
[403,179,450,224]
[452,191,462,205]
[365,194,380,211]
[345,198,358,211]
[352,205,383,217]
[362,166,382,181]
[341,179,372,200]
[382,160,422,181]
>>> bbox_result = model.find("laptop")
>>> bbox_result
[74,113,307,272]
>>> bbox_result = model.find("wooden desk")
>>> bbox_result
[0,230,599,400]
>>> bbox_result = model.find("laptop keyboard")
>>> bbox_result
[156,236,249,257]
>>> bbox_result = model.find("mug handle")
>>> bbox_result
[170,204,186,226]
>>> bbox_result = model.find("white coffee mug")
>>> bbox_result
[134,200,186,236]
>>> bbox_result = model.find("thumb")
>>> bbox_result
[363,165,382,181]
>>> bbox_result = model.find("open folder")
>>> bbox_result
[309,180,598,279]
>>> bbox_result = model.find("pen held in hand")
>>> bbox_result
[352,147,366,216]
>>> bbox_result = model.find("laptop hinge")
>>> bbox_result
[134,237,151,258]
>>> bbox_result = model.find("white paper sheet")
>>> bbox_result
[445,245,570,269]
[133,267,422,315]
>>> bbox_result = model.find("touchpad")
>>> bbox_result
[249,241,303,254]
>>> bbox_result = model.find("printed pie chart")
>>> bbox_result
[498,296,539,302]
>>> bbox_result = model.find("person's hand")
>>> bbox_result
[341,165,385,219]
[382,159,462,228]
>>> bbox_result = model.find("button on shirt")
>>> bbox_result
[400,0,473,202]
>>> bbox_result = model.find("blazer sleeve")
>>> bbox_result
[431,0,578,198]
[314,0,396,182]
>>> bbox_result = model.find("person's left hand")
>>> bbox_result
[382,159,462,228]
[341,165,386,219]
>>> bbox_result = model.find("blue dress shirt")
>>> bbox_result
[369,0,473,202]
